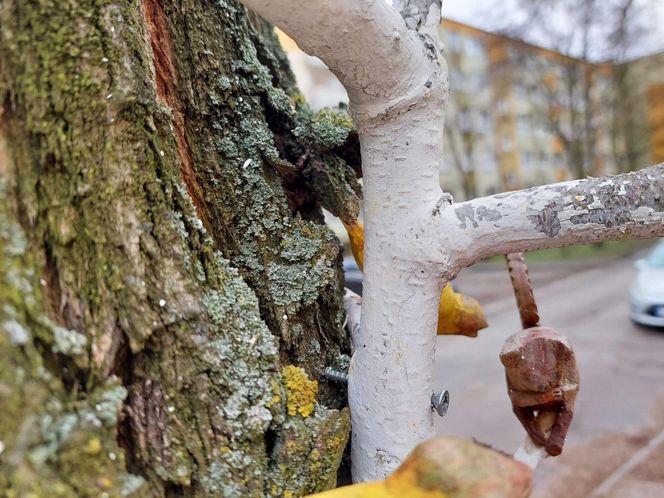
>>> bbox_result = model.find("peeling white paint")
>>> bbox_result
[513,435,548,470]
[587,198,604,210]
[449,168,664,261]
[631,206,659,222]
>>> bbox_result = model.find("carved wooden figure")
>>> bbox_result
[501,253,580,457]
[500,327,580,456]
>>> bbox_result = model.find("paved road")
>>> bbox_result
[433,253,664,496]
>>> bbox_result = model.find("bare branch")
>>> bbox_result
[343,289,362,351]
[239,0,438,113]
[444,164,664,265]
[513,436,549,470]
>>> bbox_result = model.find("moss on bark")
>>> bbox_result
[0,177,150,497]
[0,0,358,495]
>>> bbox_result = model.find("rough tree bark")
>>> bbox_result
[0,0,362,496]
[242,0,664,483]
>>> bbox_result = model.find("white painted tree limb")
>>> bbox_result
[239,0,664,482]
[241,0,449,481]
[241,0,440,113]
[513,436,549,470]
[440,164,664,268]
[343,289,362,351]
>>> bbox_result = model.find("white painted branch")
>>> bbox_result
[240,0,664,484]
[393,0,443,40]
[513,435,548,470]
[240,0,436,112]
[440,164,664,267]
[240,0,449,482]
[343,288,362,351]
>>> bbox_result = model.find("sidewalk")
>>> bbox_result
[455,257,611,306]
[534,410,664,497]
[442,253,664,497]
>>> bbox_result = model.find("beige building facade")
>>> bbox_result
[279,21,664,200]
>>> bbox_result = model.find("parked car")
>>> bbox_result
[343,257,363,296]
[629,240,664,327]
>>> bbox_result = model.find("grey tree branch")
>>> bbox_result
[443,163,664,266]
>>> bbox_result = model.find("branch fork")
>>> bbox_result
[238,0,664,481]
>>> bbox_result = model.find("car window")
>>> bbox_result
[647,242,664,267]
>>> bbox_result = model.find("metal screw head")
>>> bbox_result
[322,367,348,384]
[431,390,450,418]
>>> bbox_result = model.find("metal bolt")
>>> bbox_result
[323,367,348,384]
[431,390,450,418]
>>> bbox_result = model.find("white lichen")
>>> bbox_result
[52,326,87,356]
[2,319,30,345]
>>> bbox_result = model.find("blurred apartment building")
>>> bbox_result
[614,51,664,174]
[277,20,664,200]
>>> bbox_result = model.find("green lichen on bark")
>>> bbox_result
[268,407,350,497]
[156,0,360,404]
[0,0,357,495]
[0,179,149,497]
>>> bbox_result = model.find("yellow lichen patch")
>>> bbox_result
[437,284,488,337]
[291,92,306,106]
[267,379,282,408]
[283,365,318,417]
[83,437,102,455]
[327,436,344,451]
[97,477,113,490]
[309,448,322,476]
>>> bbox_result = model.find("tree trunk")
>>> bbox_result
[0,1,360,496]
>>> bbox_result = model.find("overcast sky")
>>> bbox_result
[443,0,664,60]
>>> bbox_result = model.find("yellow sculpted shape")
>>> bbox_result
[306,437,532,498]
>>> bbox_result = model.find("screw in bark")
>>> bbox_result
[323,367,349,384]
[431,390,450,418]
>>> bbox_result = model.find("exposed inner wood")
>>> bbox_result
[142,0,211,229]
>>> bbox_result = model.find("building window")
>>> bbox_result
[500,135,512,152]
[446,32,463,53]
[465,37,485,58]
[496,99,510,115]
